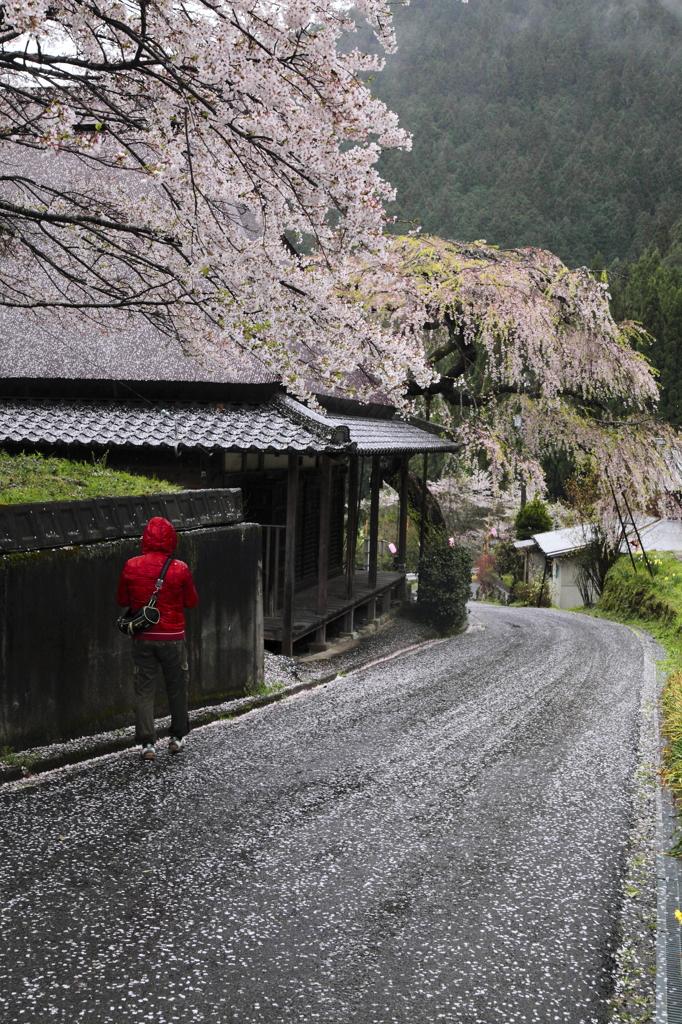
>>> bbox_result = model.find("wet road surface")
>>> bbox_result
[0,605,647,1023]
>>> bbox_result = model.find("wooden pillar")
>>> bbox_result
[345,455,359,600]
[368,454,381,589]
[419,398,431,557]
[397,454,409,572]
[418,452,429,556]
[343,456,360,634]
[282,453,299,656]
[314,455,333,645]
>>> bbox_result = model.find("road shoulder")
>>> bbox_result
[609,626,658,1022]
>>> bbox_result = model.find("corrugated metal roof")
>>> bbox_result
[622,518,682,553]
[517,519,682,558]
[0,397,342,453]
[532,526,594,557]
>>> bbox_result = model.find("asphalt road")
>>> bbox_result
[0,605,648,1024]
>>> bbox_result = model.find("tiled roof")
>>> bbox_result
[271,397,458,454]
[326,414,460,454]
[0,397,345,453]
[0,395,457,455]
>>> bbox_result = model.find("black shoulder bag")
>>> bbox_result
[116,557,174,637]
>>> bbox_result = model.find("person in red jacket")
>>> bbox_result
[117,517,199,760]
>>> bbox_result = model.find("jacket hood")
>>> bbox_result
[141,517,178,555]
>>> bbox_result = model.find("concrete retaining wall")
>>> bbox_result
[0,523,263,749]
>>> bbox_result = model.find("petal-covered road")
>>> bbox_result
[0,605,647,1024]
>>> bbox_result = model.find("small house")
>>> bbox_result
[514,526,596,609]
[632,518,682,553]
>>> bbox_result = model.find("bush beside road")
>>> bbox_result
[594,551,682,848]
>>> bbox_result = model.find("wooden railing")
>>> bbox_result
[262,524,286,616]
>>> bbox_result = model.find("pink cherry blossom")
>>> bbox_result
[0,0,431,404]
[356,235,682,512]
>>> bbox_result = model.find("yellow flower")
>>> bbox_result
[675,909,682,924]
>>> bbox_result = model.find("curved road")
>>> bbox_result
[0,605,648,1024]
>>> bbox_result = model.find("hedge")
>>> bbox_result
[418,542,473,634]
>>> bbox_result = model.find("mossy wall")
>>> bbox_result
[0,523,263,749]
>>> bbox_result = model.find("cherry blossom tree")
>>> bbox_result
[0,0,432,400]
[355,235,682,515]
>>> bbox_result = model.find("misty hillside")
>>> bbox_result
[372,0,682,268]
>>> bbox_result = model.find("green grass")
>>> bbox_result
[592,552,682,672]
[0,451,180,504]
[250,680,287,697]
[599,550,682,625]
[661,672,682,855]
[0,745,39,772]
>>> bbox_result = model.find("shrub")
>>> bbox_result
[494,538,524,582]
[574,532,621,607]
[598,554,679,626]
[514,496,553,540]
[418,542,473,634]
[514,580,551,608]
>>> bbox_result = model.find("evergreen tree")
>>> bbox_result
[514,497,553,540]
[367,0,682,268]
[610,229,682,427]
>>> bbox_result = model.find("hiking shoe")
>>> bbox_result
[141,742,155,761]
[168,736,186,754]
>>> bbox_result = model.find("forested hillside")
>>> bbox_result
[610,226,682,426]
[372,0,682,268]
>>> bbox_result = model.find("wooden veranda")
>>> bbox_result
[263,570,405,644]
[270,453,410,653]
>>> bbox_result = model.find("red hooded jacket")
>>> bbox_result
[117,517,199,640]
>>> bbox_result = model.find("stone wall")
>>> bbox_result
[0,523,263,749]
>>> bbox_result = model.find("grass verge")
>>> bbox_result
[589,551,682,852]
[0,450,180,503]
[250,680,286,697]
[0,745,40,773]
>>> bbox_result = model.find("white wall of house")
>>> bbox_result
[548,556,590,609]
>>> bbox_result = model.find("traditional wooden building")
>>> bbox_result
[0,312,457,653]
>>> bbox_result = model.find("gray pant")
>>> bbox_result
[131,639,190,744]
